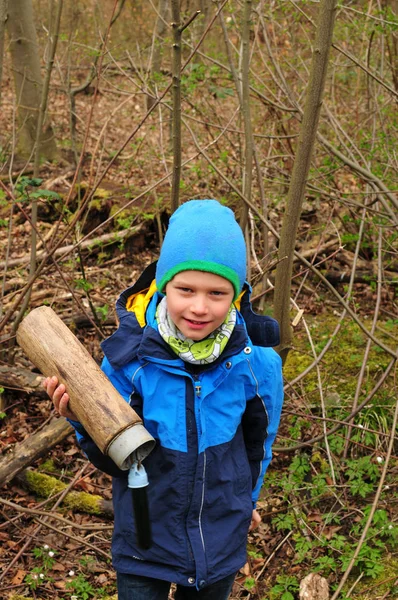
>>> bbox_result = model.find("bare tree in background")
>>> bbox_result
[239,0,253,234]
[0,0,8,106]
[6,0,57,160]
[273,0,338,363]
[170,0,182,213]
[147,0,169,110]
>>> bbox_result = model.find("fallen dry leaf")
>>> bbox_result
[12,569,26,584]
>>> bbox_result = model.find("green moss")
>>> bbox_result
[24,471,105,515]
[342,557,398,598]
[78,181,112,200]
[109,205,137,218]
[283,315,393,404]
[26,470,66,497]
[63,491,103,515]
[38,458,57,473]
[89,198,103,211]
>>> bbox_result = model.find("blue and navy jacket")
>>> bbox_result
[69,262,284,589]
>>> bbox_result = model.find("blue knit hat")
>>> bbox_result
[156,199,246,300]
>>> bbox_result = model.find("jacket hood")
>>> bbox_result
[101,261,280,369]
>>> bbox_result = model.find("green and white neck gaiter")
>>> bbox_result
[156,296,236,365]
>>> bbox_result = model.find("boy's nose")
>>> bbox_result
[190,296,208,315]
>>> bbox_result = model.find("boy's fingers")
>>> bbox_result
[53,384,66,404]
[249,510,261,531]
[58,393,70,417]
[45,376,59,398]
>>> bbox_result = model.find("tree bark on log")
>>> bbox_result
[0,417,73,487]
[0,364,46,395]
[16,306,154,469]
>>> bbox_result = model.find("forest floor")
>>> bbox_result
[0,185,396,600]
[0,60,397,600]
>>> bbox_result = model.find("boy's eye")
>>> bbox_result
[178,287,192,293]
[210,291,224,296]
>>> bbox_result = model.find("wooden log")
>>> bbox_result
[0,418,73,488]
[16,306,155,469]
[0,225,143,270]
[16,469,114,517]
[0,364,46,395]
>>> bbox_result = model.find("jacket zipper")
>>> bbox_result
[194,377,202,436]
[198,451,206,552]
[192,377,206,553]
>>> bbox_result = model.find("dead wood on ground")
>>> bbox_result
[0,417,73,487]
[15,468,114,517]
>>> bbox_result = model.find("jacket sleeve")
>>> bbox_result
[242,348,284,507]
[66,356,143,478]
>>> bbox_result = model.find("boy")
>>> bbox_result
[44,199,284,600]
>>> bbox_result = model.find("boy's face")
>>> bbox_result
[165,270,234,340]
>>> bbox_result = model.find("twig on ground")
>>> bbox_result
[0,497,113,531]
[33,517,110,559]
[0,462,90,583]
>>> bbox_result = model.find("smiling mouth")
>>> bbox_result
[185,318,209,326]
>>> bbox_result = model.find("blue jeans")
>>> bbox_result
[117,572,236,600]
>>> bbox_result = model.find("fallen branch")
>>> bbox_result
[0,417,73,487]
[28,514,110,559]
[16,469,114,517]
[0,225,143,270]
[323,268,397,286]
[0,496,113,530]
[0,462,90,582]
[0,364,46,395]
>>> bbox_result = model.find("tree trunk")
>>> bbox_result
[0,417,73,487]
[239,0,253,233]
[273,0,338,363]
[11,0,63,337]
[147,0,169,111]
[0,0,8,106]
[170,0,182,213]
[6,0,57,160]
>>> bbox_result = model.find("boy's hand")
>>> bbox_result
[43,376,79,422]
[249,509,261,531]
